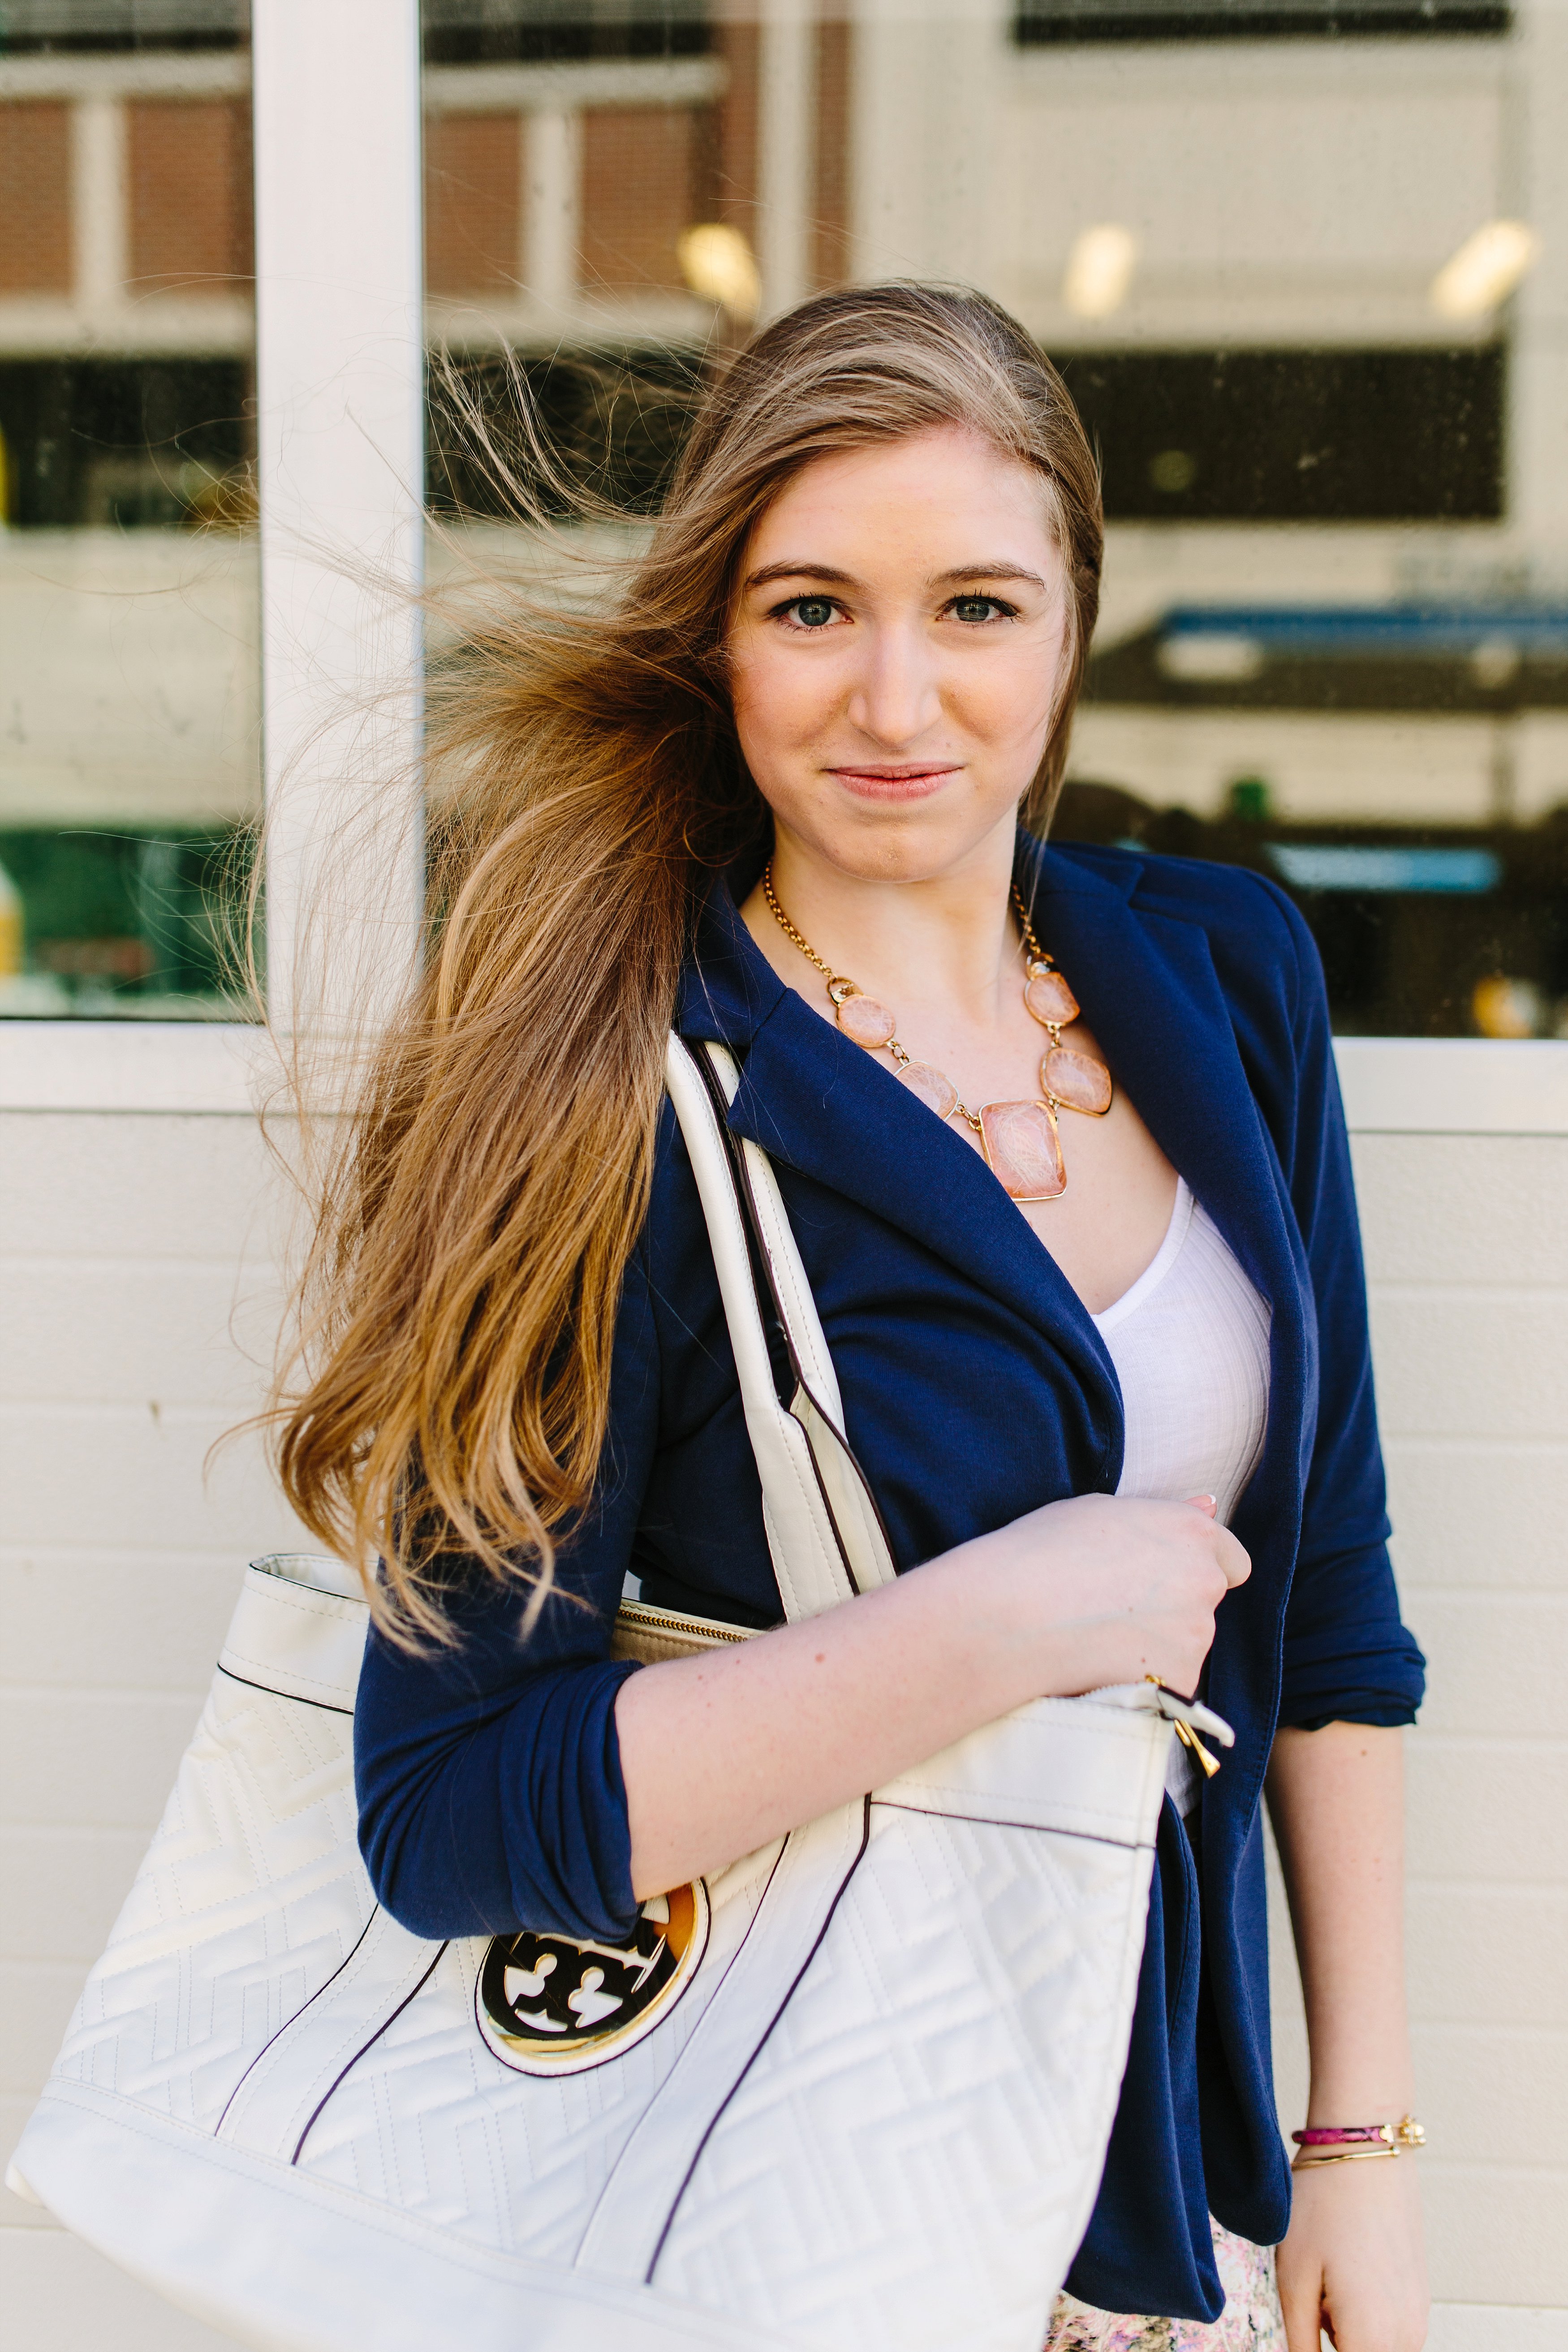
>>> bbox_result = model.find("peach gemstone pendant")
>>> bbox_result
[978,1100,1067,1202]
[835,991,897,1051]
[1024,968,1080,1028]
[1043,1045,1113,1116]
[899,1060,960,1119]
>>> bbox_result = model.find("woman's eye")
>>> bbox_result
[950,595,1009,624]
[788,598,838,629]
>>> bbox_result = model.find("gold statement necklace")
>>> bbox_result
[762,862,1113,1203]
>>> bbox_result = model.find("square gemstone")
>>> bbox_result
[979,1100,1066,1201]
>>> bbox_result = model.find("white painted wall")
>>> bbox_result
[1266,1121,1568,2352]
[1,1039,1565,2345]
[0,1092,308,2349]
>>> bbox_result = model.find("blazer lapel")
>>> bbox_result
[677,876,1123,1434]
[1025,847,1303,1325]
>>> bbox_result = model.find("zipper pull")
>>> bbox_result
[1145,1675,1234,1779]
[1171,1717,1222,1779]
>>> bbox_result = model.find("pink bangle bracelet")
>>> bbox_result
[1292,2116,1425,2153]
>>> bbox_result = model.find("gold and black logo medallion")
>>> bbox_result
[475,1881,710,2075]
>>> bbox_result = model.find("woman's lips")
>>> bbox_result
[825,764,960,801]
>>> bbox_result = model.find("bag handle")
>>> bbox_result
[665,1035,897,1623]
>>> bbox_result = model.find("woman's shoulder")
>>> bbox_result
[1047,836,1304,935]
[1045,840,1319,1029]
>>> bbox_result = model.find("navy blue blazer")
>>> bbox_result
[355,833,1424,2322]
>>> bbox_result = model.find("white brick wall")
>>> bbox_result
[1,1109,305,2352]
[1266,1131,1568,2340]
[4,1101,1566,2347]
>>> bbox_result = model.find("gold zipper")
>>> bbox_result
[616,1598,754,1645]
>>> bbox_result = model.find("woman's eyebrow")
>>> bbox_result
[741,560,858,590]
[929,562,1048,590]
[741,558,1049,592]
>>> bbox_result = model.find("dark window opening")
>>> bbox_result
[0,358,254,529]
[0,0,247,53]
[422,0,710,66]
[1056,347,1503,524]
[428,347,704,520]
[1015,0,1508,44]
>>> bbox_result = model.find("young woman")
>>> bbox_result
[280,285,1428,2350]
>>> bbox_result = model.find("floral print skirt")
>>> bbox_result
[1044,2221,1285,2351]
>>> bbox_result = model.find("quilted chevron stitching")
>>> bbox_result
[646,1804,1161,2350]
[213,1909,379,2135]
[644,1798,873,2282]
[293,1943,448,2163]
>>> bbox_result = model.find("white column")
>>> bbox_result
[72,94,128,317]
[849,0,917,281]
[1508,0,1568,564]
[758,0,814,319]
[848,0,1003,289]
[252,0,426,1038]
[525,108,582,317]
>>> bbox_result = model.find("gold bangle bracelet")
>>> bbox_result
[1291,2147,1401,2170]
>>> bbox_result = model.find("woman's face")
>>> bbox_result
[726,424,1071,886]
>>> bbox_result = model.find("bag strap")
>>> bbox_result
[665,1035,898,1623]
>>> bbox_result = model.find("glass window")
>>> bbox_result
[0,0,257,1019]
[420,0,1568,1037]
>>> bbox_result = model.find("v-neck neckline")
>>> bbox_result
[1091,1177,1194,1335]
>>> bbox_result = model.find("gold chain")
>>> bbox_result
[761,864,1052,983]
[760,865,838,982]
[760,863,1059,1137]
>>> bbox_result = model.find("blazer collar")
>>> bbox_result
[1022,844,1300,1321]
[674,836,1301,1419]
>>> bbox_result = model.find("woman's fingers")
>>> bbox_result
[1215,1525,1252,1588]
[1185,1493,1217,1517]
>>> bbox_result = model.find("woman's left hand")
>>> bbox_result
[1275,2154,1428,2351]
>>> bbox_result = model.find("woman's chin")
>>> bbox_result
[771,788,1022,887]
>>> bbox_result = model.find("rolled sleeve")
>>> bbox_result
[1278,1541,1426,1729]
[1274,885,1426,1732]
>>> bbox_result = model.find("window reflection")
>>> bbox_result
[419,0,1567,1038]
[0,0,256,1019]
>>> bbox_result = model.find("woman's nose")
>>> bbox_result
[845,624,943,747]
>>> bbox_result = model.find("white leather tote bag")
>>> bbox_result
[9,1036,1231,2352]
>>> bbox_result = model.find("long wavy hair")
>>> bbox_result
[273,282,1105,1643]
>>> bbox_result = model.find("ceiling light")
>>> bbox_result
[1430,220,1539,321]
[1062,225,1138,321]
[677,224,762,322]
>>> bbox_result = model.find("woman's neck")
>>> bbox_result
[745,820,1024,1029]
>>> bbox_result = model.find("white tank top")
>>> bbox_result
[1090,1178,1272,1811]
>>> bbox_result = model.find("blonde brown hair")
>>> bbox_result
[275,282,1104,1641]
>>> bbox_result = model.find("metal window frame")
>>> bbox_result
[0,0,1564,1132]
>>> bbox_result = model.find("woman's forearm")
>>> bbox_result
[616,1490,1248,1900]
[616,1551,1031,1899]
[1266,1721,1413,2115]
[1268,1723,1428,2352]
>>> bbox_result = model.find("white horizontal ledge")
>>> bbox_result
[0,1023,266,1115]
[1334,1039,1568,1136]
[3,1025,1567,1132]
[0,53,250,100]
[423,57,728,112]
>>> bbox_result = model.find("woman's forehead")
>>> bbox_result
[744,429,1060,572]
